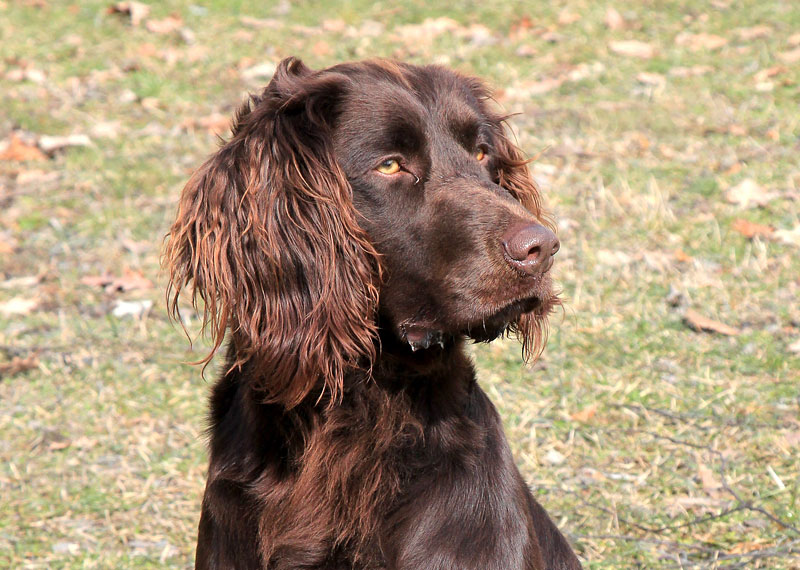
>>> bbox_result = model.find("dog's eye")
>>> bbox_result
[475,148,486,161]
[376,159,401,175]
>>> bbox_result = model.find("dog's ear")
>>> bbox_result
[492,122,560,361]
[164,57,380,408]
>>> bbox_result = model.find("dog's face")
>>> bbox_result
[331,63,559,351]
[165,58,559,405]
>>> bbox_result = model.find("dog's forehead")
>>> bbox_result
[334,64,488,143]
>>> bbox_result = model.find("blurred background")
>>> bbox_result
[1,1,798,568]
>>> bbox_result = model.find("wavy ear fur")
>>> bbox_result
[164,57,380,408]
[491,120,560,361]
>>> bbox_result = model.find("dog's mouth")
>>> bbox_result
[463,296,544,342]
[398,295,548,352]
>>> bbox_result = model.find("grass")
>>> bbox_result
[1,0,799,568]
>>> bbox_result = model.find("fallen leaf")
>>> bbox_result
[107,1,149,26]
[395,17,460,45]
[636,72,666,87]
[596,249,633,267]
[241,62,277,81]
[0,134,47,162]
[509,15,533,40]
[0,353,39,378]
[0,297,38,315]
[321,18,346,33]
[557,9,580,25]
[524,77,564,95]
[312,40,331,57]
[570,403,598,423]
[90,121,122,139]
[683,309,740,336]
[239,16,281,29]
[81,269,153,292]
[0,275,39,288]
[675,32,728,51]
[112,299,153,318]
[544,449,566,464]
[674,249,692,262]
[753,65,786,82]
[732,218,774,239]
[789,338,800,354]
[724,179,775,208]
[669,65,713,77]
[774,225,800,247]
[145,14,183,34]
[789,33,800,47]
[697,459,722,493]
[734,25,772,40]
[5,67,46,83]
[604,7,625,30]
[778,47,800,64]
[729,541,769,555]
[609,40,655,59]
[38,134,92,153]
[190,113,230,135]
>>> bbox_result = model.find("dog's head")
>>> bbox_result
[164,58,559,406]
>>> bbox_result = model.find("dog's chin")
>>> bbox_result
[462,296,544,343]
[396,293,553,353]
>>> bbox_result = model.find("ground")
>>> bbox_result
[1,1,799,568]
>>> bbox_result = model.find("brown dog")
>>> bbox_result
[165,58,582,570]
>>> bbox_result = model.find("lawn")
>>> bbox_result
[1,1,798,568]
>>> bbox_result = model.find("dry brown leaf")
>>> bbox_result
[683,309,740,336]
[753,65,786,82]
[239,16,281,29]
[724,179,775,208]
[0,296,38,315]
[778,47,800,64]
[557,9,580,25]
[525,77,564,95]
[734,25,772,40]
[570,403,598,423]
[0,354,39,378]
[0,134,47,162]
[193,113,230,135]
[729,541,767,555]
[636,72,665,87]
[785,430,800,445]
[604,7,625,30]
[509,15,533,40]
[674,249,692,263]
[669,65,713,77]
[107,1,149,26]
[732,218,774,239]
[81,269,154,292]
[675,32,728,51]
[697,460,722,493]
[145,14,183,34]
[312,40,331,57]
[609,40,654,59]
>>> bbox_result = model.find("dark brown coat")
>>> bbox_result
[165,58,582,570]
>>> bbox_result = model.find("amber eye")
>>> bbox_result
[376,159,401,175]
[475,148,486,161]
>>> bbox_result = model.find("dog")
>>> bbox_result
[164,57,582,570]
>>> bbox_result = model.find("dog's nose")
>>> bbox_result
[502,223,559,275]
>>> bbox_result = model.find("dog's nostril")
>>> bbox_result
[502,223,559,275]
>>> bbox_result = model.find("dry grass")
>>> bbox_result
[1,1,798,568]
